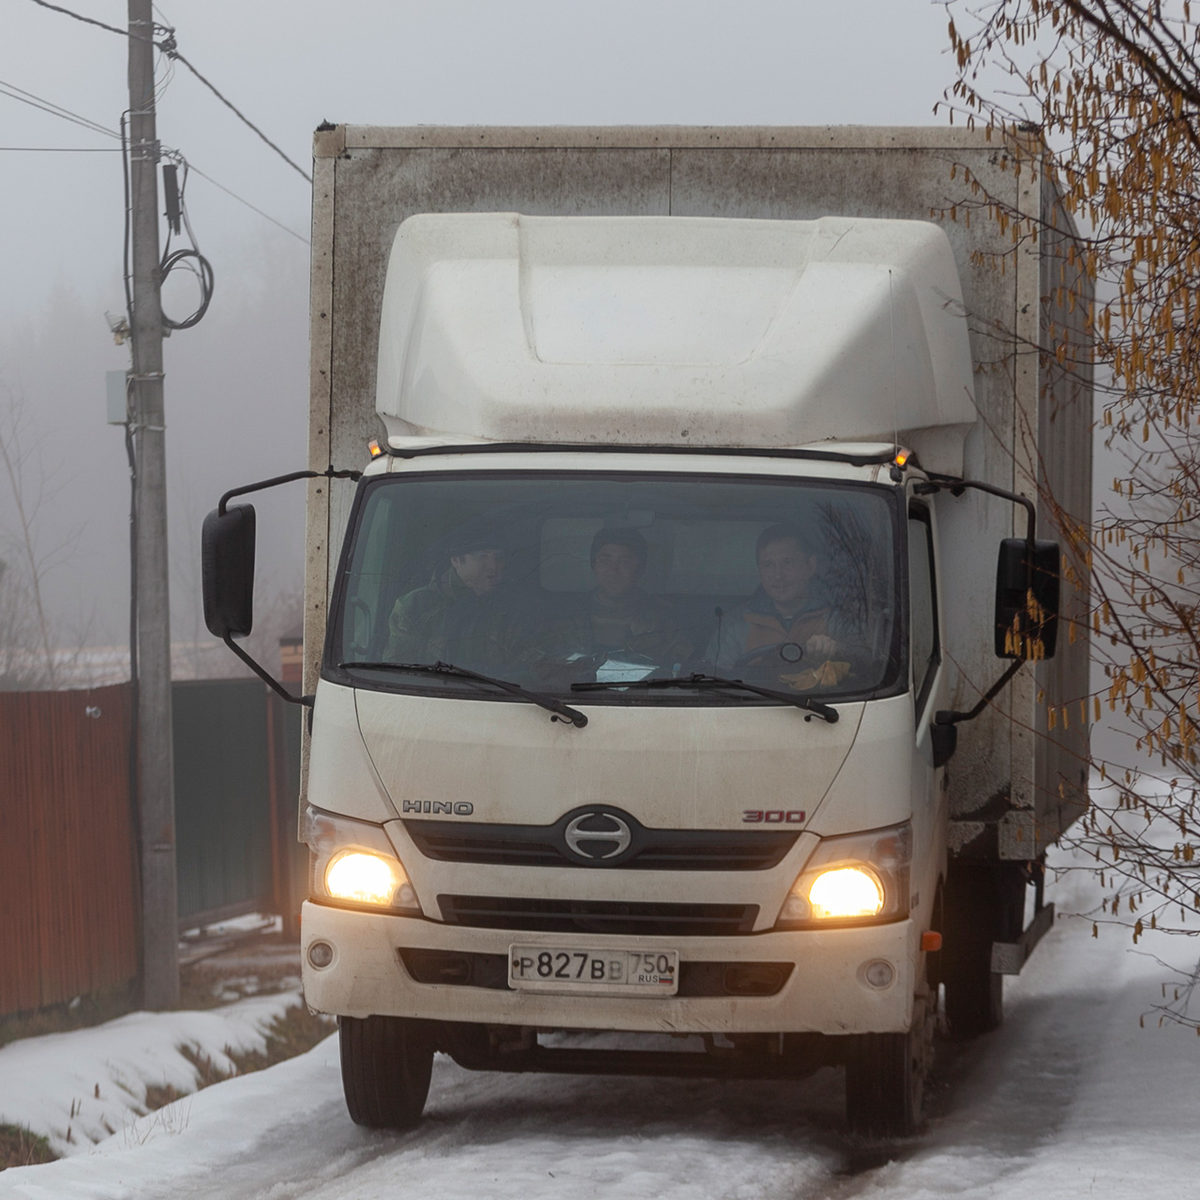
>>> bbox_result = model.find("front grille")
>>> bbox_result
[406,819,797,871]
[436,895,758,937]
[398,948,792,997]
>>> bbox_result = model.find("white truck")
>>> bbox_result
[202,127,1092,1137]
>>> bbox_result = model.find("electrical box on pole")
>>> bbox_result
[105,370,130,426]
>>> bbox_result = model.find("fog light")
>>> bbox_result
[308,940,335,969]
[859,958,895,989]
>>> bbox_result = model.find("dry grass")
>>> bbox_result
[142,1004,334,1114]
[0,1125,55,1169]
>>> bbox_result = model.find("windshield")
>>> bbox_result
[328,471,903,704]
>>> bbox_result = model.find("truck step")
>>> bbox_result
[990,902,1056,975]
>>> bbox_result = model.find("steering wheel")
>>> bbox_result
[732,641,805,669]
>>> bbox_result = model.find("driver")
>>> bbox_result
[548,527,692,666]
[707,523,844,680]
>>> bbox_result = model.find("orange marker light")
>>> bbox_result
[921,930,943,953]
[368,438,383,458]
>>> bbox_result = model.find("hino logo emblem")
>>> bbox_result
[562,809,634,862]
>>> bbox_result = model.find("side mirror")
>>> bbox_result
[202,504,256,638]
[994,537,1060,660]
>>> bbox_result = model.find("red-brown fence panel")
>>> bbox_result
[0,685,138,1015]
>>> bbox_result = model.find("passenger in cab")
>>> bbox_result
[550,527,692,667]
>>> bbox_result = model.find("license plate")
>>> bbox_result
[508,945,679,996]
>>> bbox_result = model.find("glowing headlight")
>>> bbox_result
[302,806,422,914]
[807,866,885,919]
[325,851,406,907]
[776,822,911,929]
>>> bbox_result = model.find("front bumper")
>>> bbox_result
[300,900,920,1036]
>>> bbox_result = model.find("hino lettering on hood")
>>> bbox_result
[401,800,475,816]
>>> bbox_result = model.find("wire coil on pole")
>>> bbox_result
[159,246,214,330]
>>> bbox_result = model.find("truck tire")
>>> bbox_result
[339,1015,434,1129]
[844,993,933,1138]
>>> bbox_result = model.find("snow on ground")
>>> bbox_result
[0,990,302,1159]
[1,856,1198,1200]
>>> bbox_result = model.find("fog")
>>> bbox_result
[0,0,958,665]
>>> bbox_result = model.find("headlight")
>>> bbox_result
[325,851,405,906]
[302,806,421,914]
[776,822,911,928]
[807,866,885,919]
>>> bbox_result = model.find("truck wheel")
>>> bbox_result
[339,1015,434,1129]
[844,993,933,1138]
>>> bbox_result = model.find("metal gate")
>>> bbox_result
[172,678,275,925]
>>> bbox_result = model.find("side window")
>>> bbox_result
[340,495,401,660]
[908,505,940,714]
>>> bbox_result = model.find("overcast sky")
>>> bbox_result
[0,0,957,654]
[3,0,956,309]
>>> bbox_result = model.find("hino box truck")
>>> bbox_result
[203,127,1092,1137]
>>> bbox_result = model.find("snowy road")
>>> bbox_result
[3,900,1198,1200]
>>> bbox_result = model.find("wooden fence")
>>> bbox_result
[0,685,139,1015]
[1,679,304,1018]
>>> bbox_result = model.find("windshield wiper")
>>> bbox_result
[572,672,839,723]
[339,660,588,728]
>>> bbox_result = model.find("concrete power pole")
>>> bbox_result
[127,0,179,1009]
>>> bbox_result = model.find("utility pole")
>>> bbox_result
[127,0,179,1009]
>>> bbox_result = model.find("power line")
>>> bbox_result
[27,0,313,184]
[164,49,312,184]
[27,0,132,39]
[0,77,306,242]
[0,78,121,140]
[183,161,310,245]
[0,145,123,152]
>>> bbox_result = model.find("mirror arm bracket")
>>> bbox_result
[218,465,361,516]
[919,475,1045,730]
[934,658,1023,729]
[915,475,1038,555]
[212,463,359,707]
[224,634,314,708]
